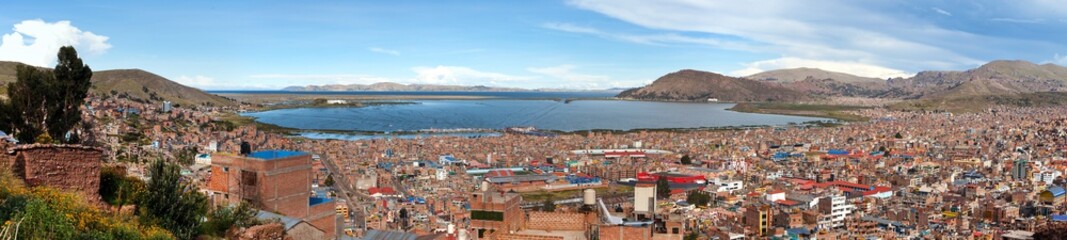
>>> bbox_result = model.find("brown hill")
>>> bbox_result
[2,61,233,106]
[616,69,814,102]
[747,68,883,83]
[885,60,1067,99]
[91,69,236,107]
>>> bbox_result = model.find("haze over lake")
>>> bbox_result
[242,97,831,133]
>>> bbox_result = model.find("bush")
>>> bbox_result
[201,202,259,237]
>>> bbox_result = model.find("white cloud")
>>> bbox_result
[543,22,760,52]
[368,47,400,56]
[175,75,217,88]
[250,74,393,85]
[527,65,609,82]
[1050,53,1067,66]
[0,19,111,67]
[565,0,995,73]
[730,57,912,79]
[990,18,1043,23]
[411,66,532,85]
[933,7,953,16]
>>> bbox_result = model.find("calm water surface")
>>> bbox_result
[244,99,831,133]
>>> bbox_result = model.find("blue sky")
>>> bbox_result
[1,0,1066,90]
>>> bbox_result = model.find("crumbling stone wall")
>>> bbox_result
[1,144,104,202]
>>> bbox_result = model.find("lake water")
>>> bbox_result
[243,99,831,133]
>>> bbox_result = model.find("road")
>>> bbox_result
[320,155,370,235]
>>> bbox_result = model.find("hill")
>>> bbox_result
[616,69,814,102]
[886,60,1067,99]
[283,82,528,92]
[91,69,236,107]
[747,67,883,83]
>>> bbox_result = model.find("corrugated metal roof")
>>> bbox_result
[364,230,418,240]
[1048,186,1066,197]
[255,210,303,230]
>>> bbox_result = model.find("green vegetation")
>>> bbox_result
[680,155,692,165]
[99,166,145,209]
[686,190,712,207]
[470,210,504,221]
[324,174,335,187]
[138,159,208,239]
[656,177,671,199]
[729,102,871,122]
[542,197,556,212]
[215,112,296,134]
[0,165,173,239]
[200,202,259,238]
[0,46,92,143]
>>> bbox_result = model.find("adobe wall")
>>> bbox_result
[2,144,104,202]
[526,212,586,231]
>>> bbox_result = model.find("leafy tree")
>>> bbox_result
[201,202,259,237]
[0,46,92,143]
[894,132,903,139]
[680,155,692,165]
[542,197,556,212]
[684,232,700,240]
[686,190,711,207]
[324,174,335,187]
[139,159,208,239]
[656,176,671,199]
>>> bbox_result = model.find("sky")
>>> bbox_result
[1,0,1066,90]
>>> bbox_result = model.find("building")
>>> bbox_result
[817,195,855,229]
[633,183,657,219]
[469,190,525,238]
[206,150,336,239]
[161,100,172,113]
[745,205,775,237]
[1012,159,1029,181]
[0,144,104,203]
[1039,186,1065,205]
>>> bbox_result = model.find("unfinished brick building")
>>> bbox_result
[206,150,336,239]
[470,190,525,238]
[0,144,104,202]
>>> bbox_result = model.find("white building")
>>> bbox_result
[712,180,743,193]
[195,153,212,165]
[818,195,855,229]
[326,100,348,104]
[1033,170,1061,185]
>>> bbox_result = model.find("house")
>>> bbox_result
[1039,186,1065,205]
[256,210,326,240]
[369,187,401,198]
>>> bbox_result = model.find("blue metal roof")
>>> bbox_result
[309,197,333,206]
[1048,186,1066,197]
[1051,215,1067,222]
[248,150,307,160]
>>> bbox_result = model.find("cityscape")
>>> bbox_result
[2,1,1067,240]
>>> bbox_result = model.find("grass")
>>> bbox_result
[215,112,297,134]
[729,102,871,122]
[519,184,634,202]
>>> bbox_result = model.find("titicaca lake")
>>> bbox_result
[235,92,832,138]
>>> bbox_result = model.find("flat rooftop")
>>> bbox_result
[248,150,308,160]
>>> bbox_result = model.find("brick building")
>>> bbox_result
[469,190,524,239]
[0,144,104,203]
[206,150,336,239]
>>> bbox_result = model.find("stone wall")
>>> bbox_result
[2,144,104,202]
[526,212,586,231]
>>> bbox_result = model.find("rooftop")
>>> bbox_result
[248,150,307,160]
[309,197,333,206]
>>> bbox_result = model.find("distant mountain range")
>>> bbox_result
[618,60,1067,103]
[0,61,235,107]
[282,82,622,92]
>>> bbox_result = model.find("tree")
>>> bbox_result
[680,155,692,165]
[139,159,208,239]
[0,46,92,143]
[684,232,700,240]
[542,197,556,212]
[656,176,671,199]
[49,46,93,143]
[201,202,259,237]
[324,174,336,187]
[894,132,903,139]
[686,190,712,207]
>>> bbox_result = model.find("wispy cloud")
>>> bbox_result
[1050,53,1067,66]
[730,57,911,79]
[368,47,400,56]
[411,66,533,85]
[175,75,217,88]
[543,22,761,52]
[932,7,952,16]
[0,19,111,67]
[990,18,1043,23]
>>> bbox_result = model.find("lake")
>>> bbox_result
[242,99,832,133]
